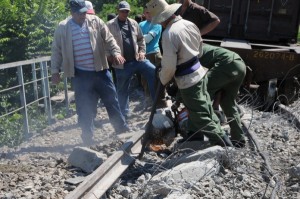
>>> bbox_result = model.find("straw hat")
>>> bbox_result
[146,0,181,24]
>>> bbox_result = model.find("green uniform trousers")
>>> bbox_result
[179,76,225,143]
[207,58,246,140]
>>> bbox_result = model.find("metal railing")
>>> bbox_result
[0,57,69,135]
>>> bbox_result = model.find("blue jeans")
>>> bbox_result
[115,59,156,117]
[72,68,127,135]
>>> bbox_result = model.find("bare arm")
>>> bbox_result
[200,17,220,35]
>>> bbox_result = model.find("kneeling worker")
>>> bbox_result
[146,0,233,147]
[200,44,247,148]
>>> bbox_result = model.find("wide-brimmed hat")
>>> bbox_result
[146,0,181,24]
[85,1,95,15]
[70,0,88,13]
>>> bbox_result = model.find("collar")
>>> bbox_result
[166,16,182,28]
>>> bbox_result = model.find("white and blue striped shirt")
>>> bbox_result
[71,20,95,71]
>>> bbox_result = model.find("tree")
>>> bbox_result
[94,0,177,22]
[0,0,68,63]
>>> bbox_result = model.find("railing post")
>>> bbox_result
[31,63,38,101]
[41,61,53,124]
[63,77,70,115]
[17,65,29,134]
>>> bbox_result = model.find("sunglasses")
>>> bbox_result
[119,10,129,13]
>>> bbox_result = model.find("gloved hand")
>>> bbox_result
[171,101,180,111]
[166,81,178,97]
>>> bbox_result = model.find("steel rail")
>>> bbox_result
[66,104,300,199]
[65,130,144,199]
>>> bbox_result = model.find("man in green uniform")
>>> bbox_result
[147,0,233,147]
[200,44,246,147]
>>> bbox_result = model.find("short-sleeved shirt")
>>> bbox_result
[139,20,162,54]
[181,2,219,31]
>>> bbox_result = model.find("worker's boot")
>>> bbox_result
[215,134,233,147]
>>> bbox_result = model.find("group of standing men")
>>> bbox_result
[51,0,246,148]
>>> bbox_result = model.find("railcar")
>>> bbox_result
[199,0,300,108]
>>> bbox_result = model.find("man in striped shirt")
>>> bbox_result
[51,0,129,144]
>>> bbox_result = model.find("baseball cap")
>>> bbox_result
[85,1,95,14]
[118,1,130,11]
[70,0,88,13]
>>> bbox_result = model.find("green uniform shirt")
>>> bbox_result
[200,44,242,76]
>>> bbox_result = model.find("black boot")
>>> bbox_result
[215,134,233,147]
[231,139,246,148]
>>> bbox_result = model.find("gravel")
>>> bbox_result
[1,89,300,199]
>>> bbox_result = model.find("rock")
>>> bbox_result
[289,164,300,179]
[67,147,107,173]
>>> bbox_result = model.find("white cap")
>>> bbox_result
[85,1,95,14]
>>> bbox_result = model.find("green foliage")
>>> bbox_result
[0,102,52,147]
[54,103,76,120]
[0,113,23,147]
[27,103,48,132]
[0,0,68,63]
[96,0,177,22]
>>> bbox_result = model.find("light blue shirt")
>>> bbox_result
[139,20,162,54]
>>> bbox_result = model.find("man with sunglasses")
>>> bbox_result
[51,0,129,144]
[107,1,156,120]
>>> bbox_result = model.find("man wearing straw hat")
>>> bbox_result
[146,0,233,147]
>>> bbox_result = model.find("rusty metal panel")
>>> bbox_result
[203,0,238,37]
[227,48,300,83]
[243,0,300,43]
[203,0,300,43]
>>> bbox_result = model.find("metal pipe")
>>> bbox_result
[244,0,251,34]
[63,77,70,116]
[31,63,38,101]
[228,0,234,34]
[268,0,275,34]
[42,61,53,124]
[17,65,29,134]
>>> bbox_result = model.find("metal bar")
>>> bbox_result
[203,38,300,50]
[207,0,211,10]
[0,85,21,93]
[23,77,45,86]
[0,107,25,119]
[42,61,53,124]
[17,65,29,134]
[244,0,251,33]
[65,131,143,199]
[227,0,234,34]
[32,63,38,101]
[26,97,47,107]
[63,77,70,115]
[0,56,51,70]
[40,61,48,120]
[268,0,275,34]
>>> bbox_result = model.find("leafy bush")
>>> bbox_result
[0,113,23,147]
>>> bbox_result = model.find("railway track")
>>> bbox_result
[65,131,144,199]
[1,101,300,198]
[64,102,300,199]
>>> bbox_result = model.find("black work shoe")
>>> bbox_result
[231,139,246,148]
[180,132,204,142]
[215,134,233,147]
